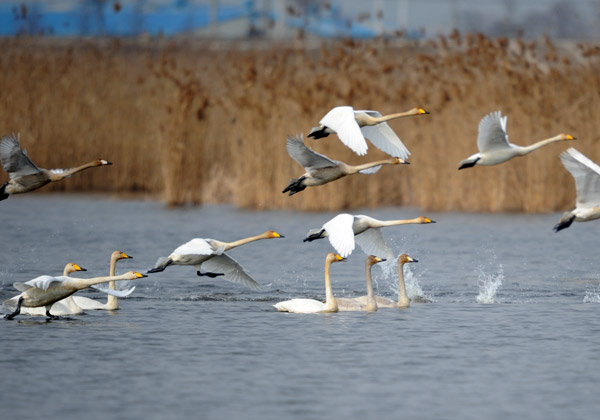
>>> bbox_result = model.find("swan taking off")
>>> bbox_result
[71,251,136,311]
[4,271,147,320]
[308,106,429,157]
[0,133,112,201]
[337,255,386,312]
[304,213,435,258]
[554,148,600,232]
[273,253,345,313]
[458,111,575,169]
[282,134,408,196]
[148,230,284,290]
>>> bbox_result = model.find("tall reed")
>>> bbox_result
[0,34,598,212]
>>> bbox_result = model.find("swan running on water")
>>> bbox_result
[336,255,385,312]
[148,230,284,290]
[282,134,408,196]
[4,271,147,320]
[0,133,112,200]
[554,148,600,232]
[308,106,429,157]
[71,251,136,310]
[304,213,435,258]
[274,253,345,313]
[458,111,575,169]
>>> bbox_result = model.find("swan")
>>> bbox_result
[0,133,112,201]
[554,148,600,232]
[71,251,136,310]
[458,111,575,169]
[355,254,418,308]
[336,255,385,312]
[273,253,344,313]
[4,271,147,320]
[282,134,408,196]
[303,213,435,258]
[308,106,429,157]
[148,230,284,290]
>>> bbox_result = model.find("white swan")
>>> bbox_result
[71,251,135,310]
[282,134,408,196]
[308,106,429,157]
[336,255,385,312]
[304,213,435,258]
[0,133,112,201]
[358,254,418,308]
[273,253,344,313]
[458,111,575,169]
[4,271,147,320]
[148,230,284,290]
[554,148,600,232]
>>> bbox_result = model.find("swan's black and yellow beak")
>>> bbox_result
[121,252,132,259]
[74,264,87,272]
[134,272,148,278]
[418,108,430,115]
[409,257,418,263]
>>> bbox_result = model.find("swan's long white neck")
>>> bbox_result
[371,217,423,228]
[106,256,119,310]
[397,262,410,308]
[65,273,132,290]
[345,158,400,174]
[358,110,417,126]
[214,233,269,252]
[365,261,377,312]
[324,259,338,312]
[516,135,565,156]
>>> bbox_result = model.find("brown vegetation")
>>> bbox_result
[0,34,599,212]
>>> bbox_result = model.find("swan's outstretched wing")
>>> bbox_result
[359,111,410,159]
[477,111,510,152]
[560,148,600,208]
[323,213,356,258]
[319,106,368,156]
[172,238,218,256]
[0,133,43,177]
[90,285,136,297]
[286,135,337,170]
[19,275,64,291]
[354,228,395,260]
[202,254,262,290]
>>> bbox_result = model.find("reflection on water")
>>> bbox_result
[1,195,600,420]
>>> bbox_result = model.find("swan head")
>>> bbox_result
[326,253,346,264]
[123,271,148,279]
[417,216,436,224]
[559,133,576,141]
[112,250,132,261]
[412,107,430,115]
[367,255,386,266]
[265,230,284,239]
[398,254,418,265]
[393,157,410,165]
[64,263,87,275]
[95,159,112,166]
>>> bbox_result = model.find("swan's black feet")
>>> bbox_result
[303,229,325,242]
[148,266,165,273]
[282,177,306,196]
[4,296,23,320]
[553,215,575,232]
[197,271,224,278]
[45,310,60,320]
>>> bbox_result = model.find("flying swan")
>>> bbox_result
[148,230,284,290]
[282,134,408,196]
[308,106,429,157]
[458,111,575,169]
[303,213,435,258]
[554,148,600,232]
[4,271,147,320]
[273,253,345,313]
[336,255,385,312]
[0,133,112,200]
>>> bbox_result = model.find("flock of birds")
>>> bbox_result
[1,105,599,317]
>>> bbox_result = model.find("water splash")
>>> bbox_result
[583,284,600,303]
[378,259,435,303]
[476,263,504,304]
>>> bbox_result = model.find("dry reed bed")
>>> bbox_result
[0,34,599,212]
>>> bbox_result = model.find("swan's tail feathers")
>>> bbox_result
[303,228,326,242]
[148,257,172,273]
[0,182,9,201]
[307,125,329,139]
[282,177,306,196]
[553,214,575,232]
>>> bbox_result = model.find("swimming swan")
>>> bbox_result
[148,230,284,290]
[0,133,112,200]
[71,251,135,310]
[554,148,600,232]
[282,134,408,196]
[357,254,418,308]
[4,271,147,320]
[304,213,435,258]
[273,253,345,313]
[308,106,429,157]
[458,111,575,169]
[336,255,385,312]
[5,263,88,316]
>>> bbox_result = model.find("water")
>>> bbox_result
[1,195,599,420]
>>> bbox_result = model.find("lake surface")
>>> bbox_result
[1,195,599,420]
